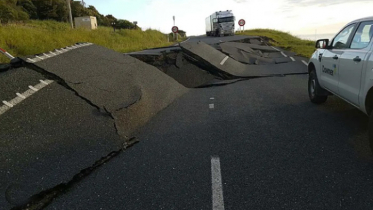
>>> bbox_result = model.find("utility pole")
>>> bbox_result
[173,16,175,40]
[66,0,73,29]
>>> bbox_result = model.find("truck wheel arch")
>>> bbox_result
[365,87,373,115]
[308,62,316,74]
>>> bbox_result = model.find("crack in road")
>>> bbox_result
[11,137,139,210]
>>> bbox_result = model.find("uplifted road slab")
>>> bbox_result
[27,44,188,138]
[180,41,307,77]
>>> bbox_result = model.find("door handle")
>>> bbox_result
[353,56,361,62]
[333,55,338,60]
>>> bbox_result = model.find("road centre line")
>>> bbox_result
[302,60,308,66]
[220,56,229,65]
[210,97,215,100]
[211,156,225,210]
[271,46,280,51]
[280,51,288,57]
[209,104,215,109]
[290,57,295,61]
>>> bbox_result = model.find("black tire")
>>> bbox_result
[308,70,328,104]
[369,111,373,154]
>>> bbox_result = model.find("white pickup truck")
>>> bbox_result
[307,16,373,151]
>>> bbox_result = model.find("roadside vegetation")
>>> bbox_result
[0,20,177,63]
[237,29,316,58]
[0,1,186,63]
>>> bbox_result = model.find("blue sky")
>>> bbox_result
[83,0,373,36]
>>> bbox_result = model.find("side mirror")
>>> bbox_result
[315,39,329,49]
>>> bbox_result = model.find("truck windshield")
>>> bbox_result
[218,17,234,23]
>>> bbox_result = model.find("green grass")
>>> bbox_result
[0,20,181,63]
[237,29,316,58]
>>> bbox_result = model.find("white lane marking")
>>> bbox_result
[43,53,51,58]
[16,93,26,99]
[28,85,39,91]
[0,105,10,115]
[280,51,288,57]
[271,46,280,51]
[0,80,54,116]
[27,58,36,63]
[209,104,215,109]
[210,97,215,100]
[302,60,308,66]
[180,37,190,44]
[220,56,229,65]
[49,51,57,56]
[40,80,49,85]
[290,57,295,61]
[211,156,225,210]
[219,40,223,43]
[35,55,44,60]
[2,101,13,108]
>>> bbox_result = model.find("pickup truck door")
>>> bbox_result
[320,24,356,94]
[338,21,373,106]
[319,49,341,93]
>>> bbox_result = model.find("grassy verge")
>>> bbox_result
[237,29,315,58]
[0,20,183,63]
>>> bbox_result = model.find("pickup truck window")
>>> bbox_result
[332,24,356,49]
[351,21,373,49]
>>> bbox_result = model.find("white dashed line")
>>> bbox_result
[2,101,13,108]
[210,97,215,100]
[28,85,39,91]
[290,57,295,61]
[0,80,54,116]
[302,60,308,66]
[49,51,57,56]
[43,53,51,58]
[211,156,225,210]
[209,104,215,109]
[280,51,288,57]
[16,93,26,99]
[220,56,229,65]
[271,46,280,51]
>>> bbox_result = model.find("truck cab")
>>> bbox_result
[307,16,373,150]
[206,11,235,37]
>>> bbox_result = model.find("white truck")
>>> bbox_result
[307,16,373,150]
[205,10,235,37]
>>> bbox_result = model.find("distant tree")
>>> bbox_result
[0,0,29,23]
[31,0,68,21]
[117,19,135,29]
[71,1,88,18]
[17,0,38,19]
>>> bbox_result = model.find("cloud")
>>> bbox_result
[284,0,372,7]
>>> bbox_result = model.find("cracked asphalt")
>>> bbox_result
[1,35,373,209]
[47,74,373,210]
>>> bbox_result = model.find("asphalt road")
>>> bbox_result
[2,35,373,209]
[47,74,373,210]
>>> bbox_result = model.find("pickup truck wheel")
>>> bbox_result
[367,111,373,155]
[308,70,327,104]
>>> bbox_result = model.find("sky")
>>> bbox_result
[82,0,373,36]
